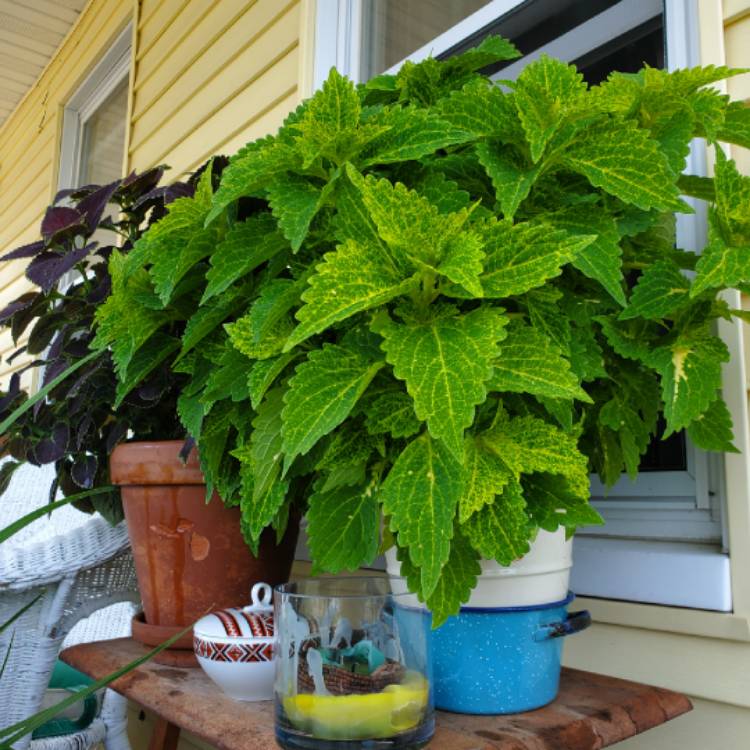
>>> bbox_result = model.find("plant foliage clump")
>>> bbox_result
[0,168,201,521]
[95,37,750,623]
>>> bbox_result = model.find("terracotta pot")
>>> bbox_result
[111,441,298,661]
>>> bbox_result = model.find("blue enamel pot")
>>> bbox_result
[396,593,590,715]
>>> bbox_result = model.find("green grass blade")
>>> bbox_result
[0,350,99,437]
[0,487,117,545]
[0,633,15,681]
[0,593,44,635]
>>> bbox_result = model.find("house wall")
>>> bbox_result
[0,0,310,391]
[0,0,132,389]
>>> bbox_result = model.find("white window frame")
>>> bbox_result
[58,23,131,191]
[314,0,744,612]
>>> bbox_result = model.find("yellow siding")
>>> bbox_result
[0,0,304,391]
[128,0,301,178]
[0,0,132,387]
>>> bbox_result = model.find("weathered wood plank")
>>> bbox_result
[62,638,691,750]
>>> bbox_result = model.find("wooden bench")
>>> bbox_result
[62,638,691,750]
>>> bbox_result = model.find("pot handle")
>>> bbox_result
[533,610,591,642]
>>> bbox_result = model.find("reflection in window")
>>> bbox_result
[79,77,128,185]
[362,0,491,79]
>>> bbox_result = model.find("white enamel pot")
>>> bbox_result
[386,528,573,608]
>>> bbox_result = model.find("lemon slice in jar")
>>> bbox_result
[283,674,429,740]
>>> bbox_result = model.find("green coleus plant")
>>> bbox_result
[93,36,750,623]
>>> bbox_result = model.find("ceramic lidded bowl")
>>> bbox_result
[194,582,275,701]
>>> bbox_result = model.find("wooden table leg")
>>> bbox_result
[148,716,182,750]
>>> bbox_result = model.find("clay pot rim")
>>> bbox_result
[111,439,204,486]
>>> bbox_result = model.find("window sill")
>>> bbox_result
[573,595,750,642]
[572,537,732,612]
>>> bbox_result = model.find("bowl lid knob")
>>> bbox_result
[246,582,273,612]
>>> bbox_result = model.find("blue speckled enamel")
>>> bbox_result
[396,595,583,715]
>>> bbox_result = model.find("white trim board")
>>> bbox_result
[57,23,131,191]
[571,537,732,611]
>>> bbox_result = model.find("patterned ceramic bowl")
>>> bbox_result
[193,582,275,701]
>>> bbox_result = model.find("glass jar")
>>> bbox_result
[274,577,434,750]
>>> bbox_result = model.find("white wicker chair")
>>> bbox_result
[0,461,140,750]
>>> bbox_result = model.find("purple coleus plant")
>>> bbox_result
[0,166,200,522]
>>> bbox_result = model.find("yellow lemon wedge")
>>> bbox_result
[282,674,429,740]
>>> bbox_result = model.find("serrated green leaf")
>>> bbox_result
[245,276,309,347]
[549,208,625,305]
[227,310,293,361]
[482,220,595,298]
[438,233,485,296]
[125,166,213,280]
[375,307,508,459]
[346,165,470,268]
[151,227,216,306]
[198,402,234,501]
[648,65,748,96]
[513,55,587,162]
[435,79,523,141]
[458,435,512,522]
[568,322,607,381]
[620,260,690,320]
[291,67,361,166]
[267,174,325,251]
[240,478,288,547]
[179,287,248,359]
[281,343,383,467]
[364,389,421,438]
[202,346,251,404]
[692,219,750,300]
[177,392,204,440]
[688,88,727,142]
[113,333,180,408]
[648,101,694,176]
[317,423,380,470]
[599,395,652,478]
[381,433,463,598]
[562,118,685,211]
[717,100,750,149]
[522,473,603,533]
[686,396,738,453]
[93,253,171,378]
[413,171,471,214]
[286,238,417,350]
[359,105,474,166]
[475,141,542,219]
[488,320,590,402]
[445,34,520,74]
[251,388,285,504]
[462,480,531,564]
[202,215,288,303]
[248,352,298,410]
[206,140,300,225]
[524,287,570,351]
[423,529,481,628]
[650,327,729,434]
[307,481,379,573]
[595,316,653,362]
[714,149,750,243]
[482,412,589,497]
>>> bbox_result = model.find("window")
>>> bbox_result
[316,0,737,611]
[58,24,131,191]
